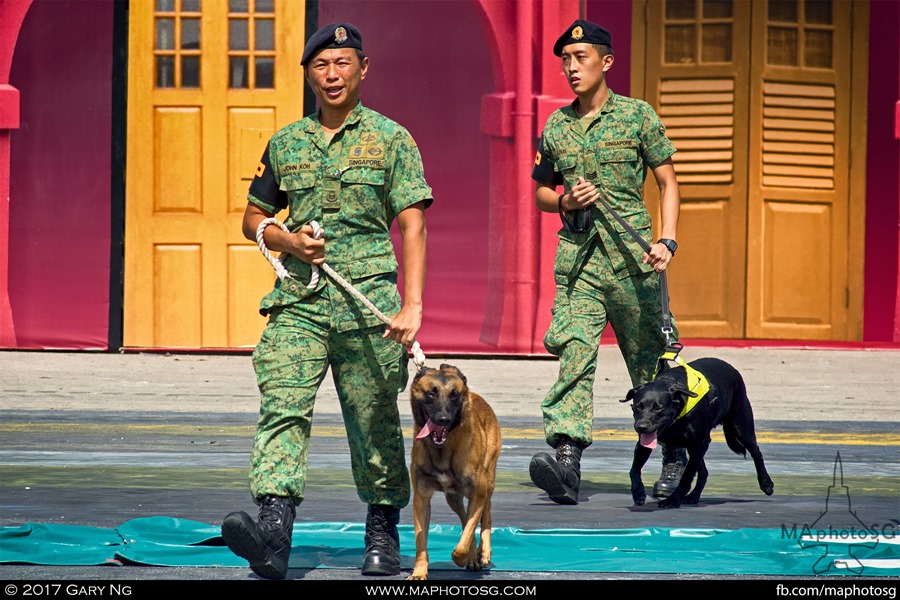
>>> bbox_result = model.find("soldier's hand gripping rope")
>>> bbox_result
[255,217,428,371]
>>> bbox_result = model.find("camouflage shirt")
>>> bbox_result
[532,90,676,284]
[248,101,433,332]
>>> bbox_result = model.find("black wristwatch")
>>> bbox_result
[657,238,678,255]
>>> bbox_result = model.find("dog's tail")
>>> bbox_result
[722,420,749,457]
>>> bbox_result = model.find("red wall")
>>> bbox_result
[863,0,900,342]
[8,0,113,349]
[3,0,897,351]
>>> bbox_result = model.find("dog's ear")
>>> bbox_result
[412,366,432,384]
[620,385,642,403]
[669,382,699,400]
[439,363,467,385]
[668,381,688,395]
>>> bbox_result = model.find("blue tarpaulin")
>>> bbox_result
[2,518,898,577]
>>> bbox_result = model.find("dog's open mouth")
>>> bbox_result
[415,418,449,446]
[640,432,658,449]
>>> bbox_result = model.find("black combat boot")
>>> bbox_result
[529,438,584,505]
[221,495,295,580]
[652,445,688,498]
[361,504,401,576]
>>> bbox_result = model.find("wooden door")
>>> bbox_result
[124,0,305,348]
[642,0,752,338]
[745,0,856,340]
[636,0,865,340]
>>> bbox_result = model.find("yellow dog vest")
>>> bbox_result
[654,350,711,420]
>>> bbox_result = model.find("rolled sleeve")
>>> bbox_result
[386,131,433,214]
[247,141,288,213]
[641,108,676,168]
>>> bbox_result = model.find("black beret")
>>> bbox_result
[553,20,613,56]
[301,22,363,66]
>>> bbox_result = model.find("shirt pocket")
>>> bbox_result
[340,168,386,213]
[597,147,639,191]
[342,167,386,187]
[279,171,316,193]
[554,154,578,188]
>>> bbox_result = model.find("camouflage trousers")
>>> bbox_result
[249,286,411,508]
[542,238,678,449]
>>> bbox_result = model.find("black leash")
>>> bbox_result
[563,198,675,344]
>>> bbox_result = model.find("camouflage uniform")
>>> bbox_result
[532,90,679,448]
[246,101,432,508]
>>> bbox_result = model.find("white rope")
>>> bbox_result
[255,217,427,369]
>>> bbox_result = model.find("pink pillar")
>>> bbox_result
[476,0,580,353]
[895,83,900,342]
[0,0,33,348]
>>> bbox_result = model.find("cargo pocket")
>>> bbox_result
[553,233,587,285]
[336,256,400,331]
[543,290,571,356]
[609,212,655,279]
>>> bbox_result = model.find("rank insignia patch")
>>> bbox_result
[534,151,542,166]
[256,162,265,177]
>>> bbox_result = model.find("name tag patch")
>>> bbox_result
[282,162,316,173]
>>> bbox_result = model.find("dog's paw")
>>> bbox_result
[478,548,492,569]
[658,494,682,509]
[452,547,479,571]
[631,484,646,506]
[682,493,701,505]
[761,477,774,496]
[407,572,428,581]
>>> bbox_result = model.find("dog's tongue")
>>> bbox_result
[416,418,436,440]
[640,432,658,449]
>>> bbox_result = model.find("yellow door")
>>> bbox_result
[636,0,866,340]
[745,0,860,340]
[124,0,305,348]
[642,0,752,338]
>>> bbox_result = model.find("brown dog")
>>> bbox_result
[407,364,502,580]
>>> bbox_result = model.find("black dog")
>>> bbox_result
[622,357,774,508]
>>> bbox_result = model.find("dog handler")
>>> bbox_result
[529,20,687,505]
[221,22,432,579]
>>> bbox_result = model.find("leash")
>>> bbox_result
[255,217,427,371]
[591,195,676,346]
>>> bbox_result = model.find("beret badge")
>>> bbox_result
[335,26,347,44]
[571,25,584,40]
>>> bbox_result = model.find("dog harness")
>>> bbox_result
[654,348,710,421]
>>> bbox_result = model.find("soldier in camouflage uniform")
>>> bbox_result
[221,23,432,579]
[528,20,686,505]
